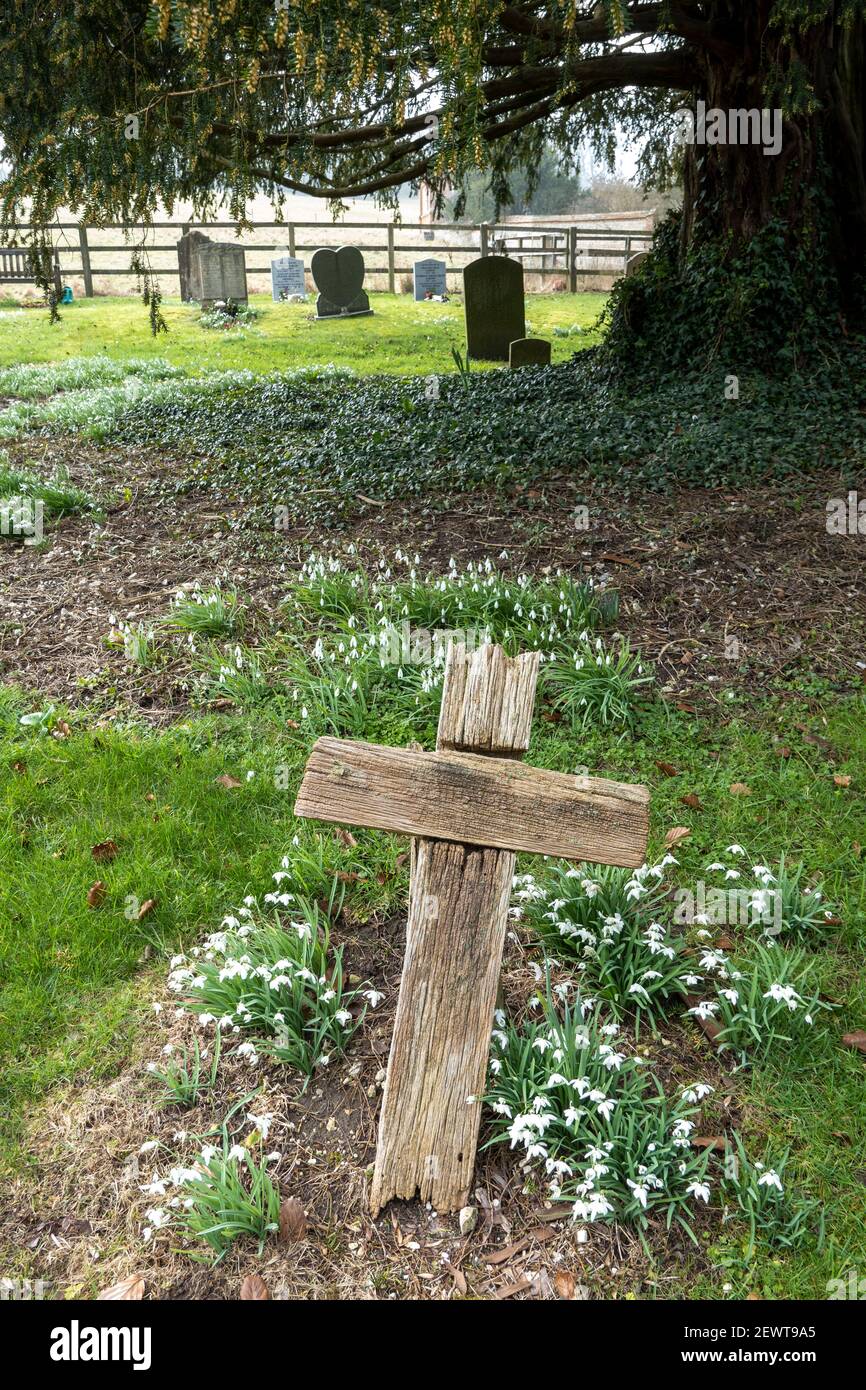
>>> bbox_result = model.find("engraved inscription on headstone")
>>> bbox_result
[271,255,307,301]
[413,257,447,301]
[196,243,248,307]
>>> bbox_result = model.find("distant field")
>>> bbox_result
[0,291,607,375]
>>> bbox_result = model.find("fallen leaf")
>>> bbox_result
[842,1031,866,1054]
[334,828,358,849]
[834,774,851,788]
[493,1277,533,1300]
[12,761,26,774]
[279,1197,307,1243]
[240,1274,270,1301]
[285,718,300,729]
[395,851,410,870]
[97,1274,145,1301]
[336,871,360,884]
[729,782,751,796]
[655,761,680,777]
[716,934,736,951]
[776,746,791,758]
[445,1262,467,1295]
[91,839,119,863]
[554,1271,576,1300]
[691,1136,726,1151]
[680,793,703,810]
[215,774,243,790]
[87,881,106,909]
[853,842,862,859]
[664,826,691,848]
[137,899,156,921]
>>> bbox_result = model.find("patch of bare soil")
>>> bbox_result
[0,917,731,1302]
[1,439,864,717]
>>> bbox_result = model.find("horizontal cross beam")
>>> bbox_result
[294,736,649,867]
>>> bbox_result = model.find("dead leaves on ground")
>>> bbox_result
[240,1274,270,1300]
[664,826,691,849]
[86,881,106,909]
[97,1274,145,1300]
[842,1030,866,1054]
[214,773,243,790]
[91,839,119,863]
[279,1197,307,1243]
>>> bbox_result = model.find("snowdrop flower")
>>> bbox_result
[228,1144,246,1162]
[682,1083,714,1103]
[687,1181,711,1203]
[247,1111,275,1139]
[627,1180,648,1208]
[364,989,384,1008]
[139,1140,159,1155]
[757,1170,784,1192]
[688,1000,719,1020]
[763,983,801,1009]
[726,844,745,856]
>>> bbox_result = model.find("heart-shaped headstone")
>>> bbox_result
[311,245,366,308]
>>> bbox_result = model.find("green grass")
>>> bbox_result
[0,291,606,375]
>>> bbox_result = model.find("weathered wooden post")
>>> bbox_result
[77,224,94,298]
[294,643,650,1214]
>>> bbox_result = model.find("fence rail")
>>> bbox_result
[4,219,654,297]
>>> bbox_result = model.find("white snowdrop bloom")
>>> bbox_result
[490,1058,502,1075]
[687,1182,711,1203]
[564,1106,582,1127]
[726,844,746,856]
[628,983,650,1000]
[364,989,384,1008]
[688,1000,719,1020]
[145,1208,170,1231]
[546,1073,568,1087]
[139,1140,159,1154]
[152,1002,163,1015]
[532,1037,552,1053]
[757,1170,784,1192]
[763,983,802,1010]
[140,1177,167,1196]
[627,1180,649,1209]
[724,868,741,881]
[491,1099,512,1118]
[721,988,740,1005]
[682,1083,713,1103]
[335,1009,353,1027]
[200,1144,218,1163]
[705,862,726,873]
[247,1111,275,1139]
[228,1144,246,1162]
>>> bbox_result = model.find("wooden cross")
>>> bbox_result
[295,642,650,1215]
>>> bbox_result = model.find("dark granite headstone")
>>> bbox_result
[509,337,552,369]
[310,245,372,319]
[463,256,524,361]
[177,230,211,302]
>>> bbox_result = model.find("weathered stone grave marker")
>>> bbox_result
[311,245,373,319]
[196,242,248,308]
[463,255,525,361]
[176,230,211,302]
[271,254,307,301]
[413,257,447,301]
[625,250,650,277]
[509,337,551,369]
[295,642,650,1214]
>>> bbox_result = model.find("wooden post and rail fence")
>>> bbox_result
[0,218,653,298]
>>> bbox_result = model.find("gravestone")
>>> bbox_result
[311,245,372,319]
[625,251,650,277]
[196,243,248,308]
[271,255,307,301]
[177,230,211,302]
[463,256,525,361]
[295,641,650,1215]
[413,257,447,301]
[509,337,551,369]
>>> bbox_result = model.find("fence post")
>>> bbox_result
[387,223,395,293]
[480,222,489,257]
[78,223,94,297]
[288,223,295,258]
[568,226,577,293]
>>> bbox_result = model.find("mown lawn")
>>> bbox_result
[1,291,606,375]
